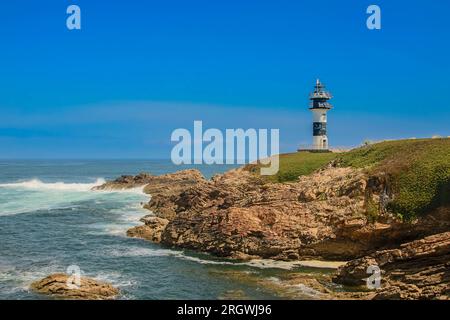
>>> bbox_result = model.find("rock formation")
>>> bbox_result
[334,232,449,300]
[95,163,450,299]
[30,273,119,300]
[93,169,204,196]
[100,167,449,261]
[127,215,169,242]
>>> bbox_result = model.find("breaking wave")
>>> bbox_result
[0,178,106,192]
[0,178,147,216]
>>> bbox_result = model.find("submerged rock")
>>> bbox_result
[30,273,119,300]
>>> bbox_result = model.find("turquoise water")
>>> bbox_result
[0,160,329,300]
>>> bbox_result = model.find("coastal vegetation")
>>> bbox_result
[249,138,450,220]
[246,152,338,183]
[340,138,450,220]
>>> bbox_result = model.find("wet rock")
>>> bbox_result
[30,273,119,300]
[127,216,169,242]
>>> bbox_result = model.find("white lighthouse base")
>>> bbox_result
[312,135,328,150]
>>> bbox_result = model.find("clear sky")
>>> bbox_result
[1,0,449,158]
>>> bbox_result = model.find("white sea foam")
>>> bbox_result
[291,283,323,298]
[265,276,323,299]
[267,276,281,283]
[245,259,346,270]
[0,264,61,293]
[92,271,138,290]
[107,246,236,264]
[106,246,344,270]
[87,202,148,237]
[0,178,106,191]
[0,178,147,195]
[0,178,148,216]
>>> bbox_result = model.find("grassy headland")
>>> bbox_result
[247,138,450,220]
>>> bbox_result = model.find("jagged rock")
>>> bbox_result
[93,172,155,190]
[96,161,450,299]
[96,166,450,263]
[30,273,119,300]
[141,167,370,260]
[93,169,205,193]
[127,166,448,261]
[333,232,450,300]
[127,216,169,242]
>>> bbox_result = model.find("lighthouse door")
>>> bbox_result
[322,139,327,149]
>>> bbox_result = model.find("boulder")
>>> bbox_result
[30,273,119,300]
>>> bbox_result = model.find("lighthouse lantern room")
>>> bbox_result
[309,79,333,151]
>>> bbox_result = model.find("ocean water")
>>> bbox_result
[0,160,334,300]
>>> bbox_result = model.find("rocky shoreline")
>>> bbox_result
[94,165,449,300]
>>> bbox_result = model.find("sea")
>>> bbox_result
[0,160,337,300]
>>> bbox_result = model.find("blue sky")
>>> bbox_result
[0,0,449,158]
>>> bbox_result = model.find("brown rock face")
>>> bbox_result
[94,166,450,262]
[127,216,169,242]
[93,169,205,194]
[30,273,119,300]
[333,232,450,300]
[95,164,450,299]
[93,172,156,190]
[116,166,448,261]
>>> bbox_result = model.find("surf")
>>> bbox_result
[0,178,147,216]
[0,178,106,192]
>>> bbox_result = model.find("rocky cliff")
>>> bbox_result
[107,167,448,261]
[95,139,450,299]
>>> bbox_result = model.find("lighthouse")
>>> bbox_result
[309,79,333,151]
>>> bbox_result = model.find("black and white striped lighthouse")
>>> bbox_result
[309,79,333,150]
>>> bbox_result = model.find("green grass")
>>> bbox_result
[245,151,338,183]
[339,138,450,220]
[247,138,450,220]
